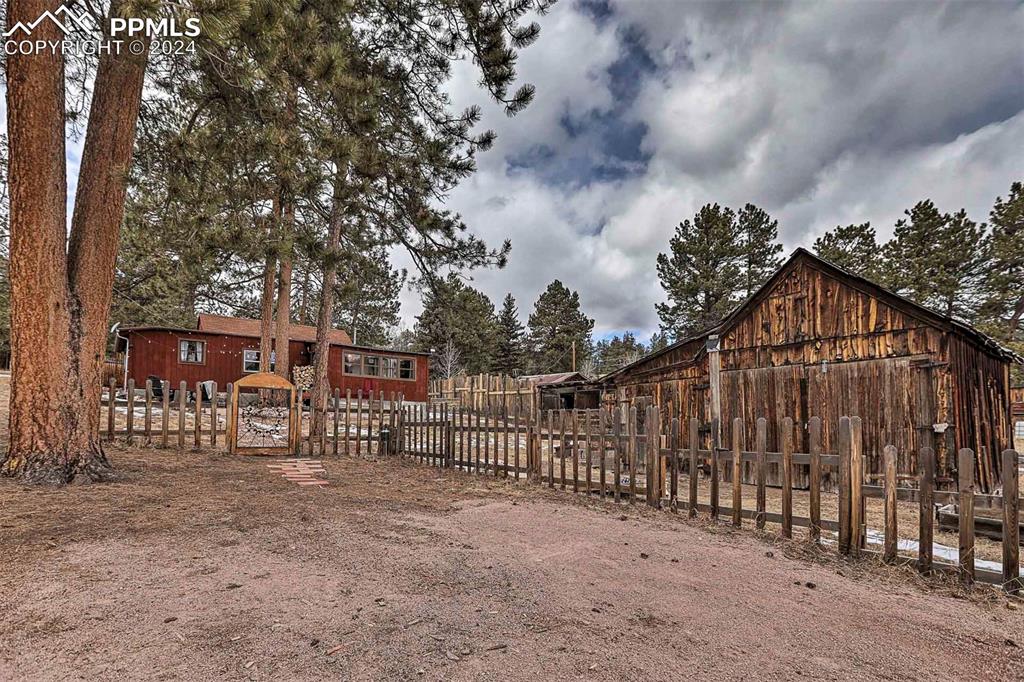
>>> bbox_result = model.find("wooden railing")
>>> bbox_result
[100,378,405,457]
[396,404,1022,594]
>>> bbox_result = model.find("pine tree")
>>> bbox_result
[656,204,744,338]
[493,294,527,376]
[883,201,987,319]
[593,332,646,375]
[526,280,594,374]
[647,331,669,353]
[414,275,499,375]
[813,222,882,279]
[979,182,1024,370]
[1,0,187,482]
[737,203,783,297]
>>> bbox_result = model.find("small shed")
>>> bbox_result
[522,372,601,411]
[602,249,1021,491]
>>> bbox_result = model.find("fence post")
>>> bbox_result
[731,418,742,526]
[126,378,135,444]
[447,410,455,468]
[755,417,767,530]
[585,409,593,493]
[629,406,639,503]
[355,389,363,458]
[599,408,608,499]
[958,448,976,585]
[144,379,152,443]
[107,377,116,441]
[515,405,522,480]
[710,416,720,519]
[177,381,187,450]
[161,380,170,448]
[883,445,898,563]
[1002,449,1021,594]
[571,410,579,491]
[781,416,793,538]
[688,417,699,518]
[808,417,821,542]
[443,403,450,467]
[194,381,203,450]
[669,417,680,512]
[612,407,622,501]
[344,389,351,456]
[210,382,218,448]
[918,446,935,574]
[645,408,655,506]
[559,409,568,490]
[224,383,233,452]
[838,416,852,554]
[389,392,396,456]
[850,417,864,556]
[333,388,341,456]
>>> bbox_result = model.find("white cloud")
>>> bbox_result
[398,0,1023,341]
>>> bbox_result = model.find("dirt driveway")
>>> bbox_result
[1,438,1022,681]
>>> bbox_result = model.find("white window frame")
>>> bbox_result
[178,339,206,365]
[243,349,275,373]
[344,352,363,376]
[364,355,381,377]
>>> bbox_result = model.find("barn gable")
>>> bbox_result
[604,248,1018,491]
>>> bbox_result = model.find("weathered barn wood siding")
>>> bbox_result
[947,336,1012,491]
[608,252,1015,491]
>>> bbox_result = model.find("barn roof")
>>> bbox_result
[196,313,352,345]
[603,248,1023,382]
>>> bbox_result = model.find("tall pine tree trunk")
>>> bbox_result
[259,214,277,374]
[67,20,150,453]
[311,172,345,436]
[298,264,310,325]
[274,222,293,381]
[2,0,148,483]
[273,89,296,381]
[3,0,77,483]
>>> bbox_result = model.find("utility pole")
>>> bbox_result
[571,340,576,372]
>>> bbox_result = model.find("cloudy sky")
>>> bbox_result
[396,0,1024,341]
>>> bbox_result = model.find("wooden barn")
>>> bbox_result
[601,249,1021,492]
[116,313,430,402]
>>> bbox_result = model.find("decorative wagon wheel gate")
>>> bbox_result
[228,372,299,456]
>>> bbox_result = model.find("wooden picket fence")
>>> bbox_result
[100,381,1022,594]
[100,378,404,457]
[396,403,1023,594]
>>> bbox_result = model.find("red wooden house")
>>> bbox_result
[115,314,429,401]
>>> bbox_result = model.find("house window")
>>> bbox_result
[1016,421,1024,440]
[179,339,206,364]
[243,349,275,373]
[381,357,398,378]
[399,359,415,380]
[344,352,362,375]
[364,355,381,376]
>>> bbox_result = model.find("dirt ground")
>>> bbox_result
[2,374,1024,679]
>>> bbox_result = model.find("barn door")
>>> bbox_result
[911,360,942,474]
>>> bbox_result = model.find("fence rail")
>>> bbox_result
[100,378,405,457]
[100,382,1022,594]
[396,403,1023,594]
